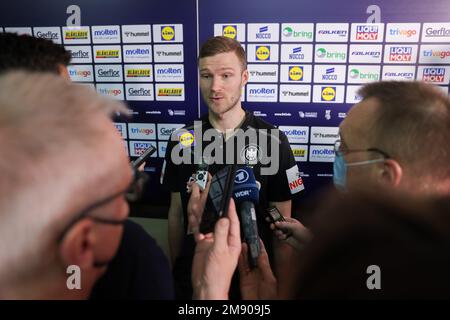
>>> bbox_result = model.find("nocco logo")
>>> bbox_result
[255,46,271,61]
[290,47,304,59]
[356,25,379,40]
[288,66,303,81]
[255,26,272,40]
[222,25,237,39]
[389,46,412,62]
[161,26,175,41]
[321,86,336,101]
[423,67,446,82]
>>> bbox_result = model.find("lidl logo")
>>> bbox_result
[223,25,237,39]
[256,46,270,61]
[288,66,303,81]
[321,86,336,101]
[161,26,175,41]
[179,131,194,147]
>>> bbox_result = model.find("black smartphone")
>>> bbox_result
[266,206,292,238]
[199,164,237,234]
[131,145,156,169]
[266,206,286,224]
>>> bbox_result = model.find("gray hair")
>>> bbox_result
[0,71,128,283]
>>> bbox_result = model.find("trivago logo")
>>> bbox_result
[96,50,120,59]
[130,127,154,136]
[98,88,122,96]
[321,86,336,101]
[161,26,175,41]
[389,46,413,62]
[256,46,271,61]
[389,28,417,38]
[356,25,379,40]
[65,30,88,40]
[69,69,91,78]
[423,67,446,82]
[222,25,237,39]
[288,66,303,81]
[423,49,450,59]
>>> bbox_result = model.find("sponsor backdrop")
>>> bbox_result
[2,0,450,213]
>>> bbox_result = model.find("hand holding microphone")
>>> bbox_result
[233,166,261,269]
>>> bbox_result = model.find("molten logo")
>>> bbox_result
[161,26,175,41]
[255,46,270,61]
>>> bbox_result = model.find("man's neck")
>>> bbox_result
[208,106,246,134]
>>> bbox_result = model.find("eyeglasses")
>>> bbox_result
[334,139,390,159]
[58,167,149,241]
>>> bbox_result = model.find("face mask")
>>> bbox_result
[333,154,385,190]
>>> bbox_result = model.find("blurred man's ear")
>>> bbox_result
[57,64,71,81]
[378,159,402,188]
[59,219,96,269]
[241,69,249,86]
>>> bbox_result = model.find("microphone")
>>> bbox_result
[233,166,261,268]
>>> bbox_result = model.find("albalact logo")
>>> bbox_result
[161,26,175,41]
[127,69,151,77]
[288,66,303,81]
[96,50,119,59]
[65,30,88,40]
[321,87,336,101]
[256,46,270,61]
[223,25,237,39]
[158,88,183,96]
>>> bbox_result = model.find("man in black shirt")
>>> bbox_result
[162,36,304,299]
